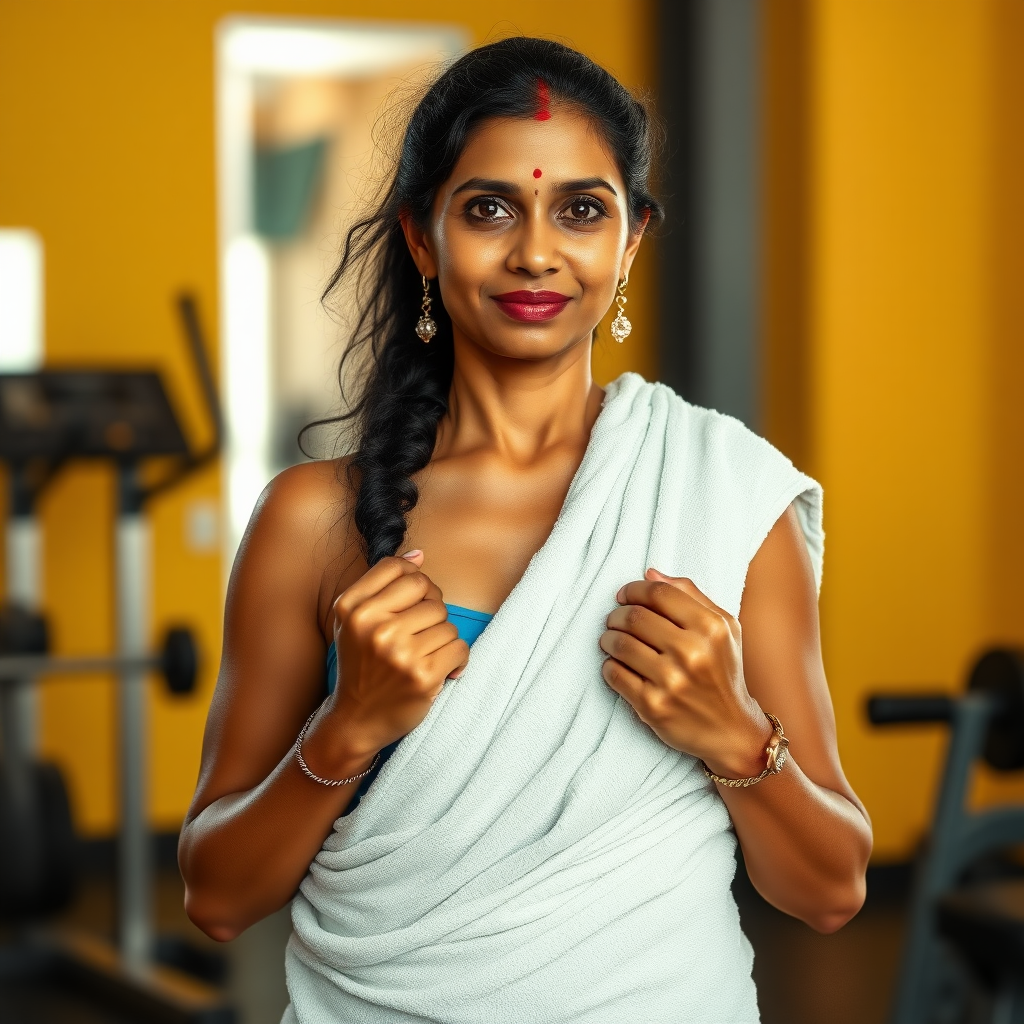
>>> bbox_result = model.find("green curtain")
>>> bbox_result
[254,137,329,241]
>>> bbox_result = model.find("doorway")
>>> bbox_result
[216,17,467,563]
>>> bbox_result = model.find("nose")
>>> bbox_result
[505,207,561,278]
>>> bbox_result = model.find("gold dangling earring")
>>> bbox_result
[610,275,632,343]
[415,275,437,343]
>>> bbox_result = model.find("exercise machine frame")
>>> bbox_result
[0,294,234,1023]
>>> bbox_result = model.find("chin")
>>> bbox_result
[467,320,595,362]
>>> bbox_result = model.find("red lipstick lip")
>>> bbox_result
[491,290,572,323]
[492,290,570,302]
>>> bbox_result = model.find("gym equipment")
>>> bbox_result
[0,604,74,921]
[0,606,197,918]
[937,882,1024,1024]
[869,648,1024,1024]
[0,294,234,1023]
[0,619,199,697]
[0,752,77,921]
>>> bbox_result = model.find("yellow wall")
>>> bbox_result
[7,0,1019,859]
[0,0,656,834]
[763,0,1024,860]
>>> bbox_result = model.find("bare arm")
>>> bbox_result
[600,505,871,933]
[178,465,467,941]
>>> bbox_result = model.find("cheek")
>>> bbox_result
[566,213,629,266]
[564,234,624,294]
[435,231,505,296]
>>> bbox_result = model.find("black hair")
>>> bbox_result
[315,36,664,566]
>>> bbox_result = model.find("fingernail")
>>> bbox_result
[401,549,422,559]
[647,567,664,579]
[616,586,626,603]
[448,668,463,679]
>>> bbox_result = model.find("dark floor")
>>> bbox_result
[0,835,292,1024]
[0,847,909,1024]
[735,862,910,1024]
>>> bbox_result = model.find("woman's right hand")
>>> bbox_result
[180,472,473,941]
[322,551,470,761]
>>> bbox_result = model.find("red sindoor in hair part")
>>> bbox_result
[535,80,551,121]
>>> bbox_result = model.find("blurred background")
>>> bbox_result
[0,1,1022,1023]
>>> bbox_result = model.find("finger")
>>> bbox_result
[364,600,450,654]
[405,549,445,602]
[601,655,648,708]
[615,579,717,633]
[424,638,470,683]
[368,570,437,615]
[337,572,436,638]
[646,572,740,642]
[599,628,663,681]
[336,554,424,614]
[645,569,728,617]
[392,598,450,637]
[605,604,677,653]
[409,621,460,658]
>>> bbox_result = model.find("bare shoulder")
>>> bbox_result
[741,504,816,616]
[739,504,820,689]
[244,459,351,548]
[230,458,365,639]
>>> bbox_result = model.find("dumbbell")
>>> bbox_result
[868,648,1024,771]
[0,618,199,695]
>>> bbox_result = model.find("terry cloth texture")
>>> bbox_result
[283,373,823,1024]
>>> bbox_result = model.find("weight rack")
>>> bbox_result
[0,295,234,1023]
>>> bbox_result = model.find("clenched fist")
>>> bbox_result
[325,551,470,760]
[600,569,774,780]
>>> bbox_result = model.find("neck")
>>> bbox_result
[438,331,604,464]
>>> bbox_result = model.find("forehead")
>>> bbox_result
[446,110,622,187]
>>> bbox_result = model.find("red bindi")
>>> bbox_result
[535,79,551,121]
[533,168,542,178]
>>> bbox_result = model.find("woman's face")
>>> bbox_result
[403,106,647,362]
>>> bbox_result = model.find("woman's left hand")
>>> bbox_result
[600,569,774,780]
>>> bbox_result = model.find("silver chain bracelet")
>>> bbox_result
[294,708,380,787]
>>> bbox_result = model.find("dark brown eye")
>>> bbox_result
[562,198,606,222]
[469,199,511,221]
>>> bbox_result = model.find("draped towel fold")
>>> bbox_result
[284,373,823,1024]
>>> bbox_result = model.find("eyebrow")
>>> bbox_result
[451,177,521,197]
[556,177,618,196]
[451,175,619,197]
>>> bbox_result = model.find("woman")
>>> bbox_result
[180,37,871,1023]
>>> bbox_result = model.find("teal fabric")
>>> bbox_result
[443,603,493,647]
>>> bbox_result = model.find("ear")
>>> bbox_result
[619,208,651,281]
[399,211,439,279]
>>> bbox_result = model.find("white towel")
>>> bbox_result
[284,373,822,1024]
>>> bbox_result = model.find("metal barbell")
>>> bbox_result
[0,626,198,695]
